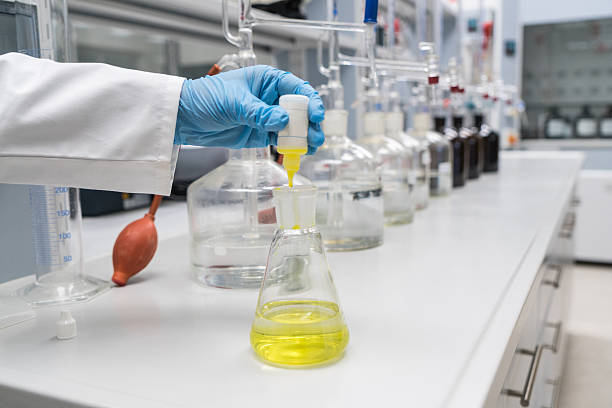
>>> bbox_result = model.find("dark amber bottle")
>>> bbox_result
[435,117,469,187]
[474,114,500,172]
[465,116,484,179]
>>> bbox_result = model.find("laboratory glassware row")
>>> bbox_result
[14,0,519,368]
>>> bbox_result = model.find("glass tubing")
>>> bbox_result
[222,0,378,87]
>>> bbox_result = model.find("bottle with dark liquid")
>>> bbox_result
[464,115,484,179]
[437,116,468,187]
[474,113,500,172]
[600,105,612,138]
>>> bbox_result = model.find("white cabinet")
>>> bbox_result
[496,194,576,408]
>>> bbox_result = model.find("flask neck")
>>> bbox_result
[473,114,484,128]
[229,148,271,161]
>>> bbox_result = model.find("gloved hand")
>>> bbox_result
[174,65,325,154]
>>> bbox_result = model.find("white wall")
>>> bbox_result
[520,0,612,25]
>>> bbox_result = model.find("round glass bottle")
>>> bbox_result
[409,113,452,198]
[386,111,430,207]
[466,114,485,179]
[474,113,500,172]
[358,112,415,225]
[300,110,384,251]
[187,148,308,289]
[444,116,469,187]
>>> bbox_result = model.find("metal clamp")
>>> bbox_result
[543,264,563,289]
[544,322,562,353]
[503,346,544,407]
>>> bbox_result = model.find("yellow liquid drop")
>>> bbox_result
[250,300,349,367]
[278,147,307,188]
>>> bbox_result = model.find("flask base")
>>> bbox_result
[323,235,383,252]
[384,211,414,226]
[250,300,349,367]
[17,275,110,307]
[194,265,266,289]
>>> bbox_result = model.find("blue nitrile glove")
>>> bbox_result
[174,65,325,154]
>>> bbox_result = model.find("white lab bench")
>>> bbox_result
[0,151,583,408]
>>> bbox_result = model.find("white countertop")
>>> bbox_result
[0,151,583,408]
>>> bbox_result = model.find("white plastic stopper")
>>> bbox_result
[322,109,348,137]
[278,94,309,150]
[364,112,386,136]
[385,112,405,133]
[56,310,77,340]
[413,112,432,132]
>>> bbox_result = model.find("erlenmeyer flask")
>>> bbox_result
[250,185,349,367]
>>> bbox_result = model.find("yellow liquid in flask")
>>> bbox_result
[250,300,349,367]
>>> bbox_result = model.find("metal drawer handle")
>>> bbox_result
[543,378,560,408]
[503,346,544,407]
[543,265,562,289]
[544,322,562,353]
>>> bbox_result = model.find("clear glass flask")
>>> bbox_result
[300,110,384,251]
[250,185,349,367]
[358,111,415,225]
[385,111,431,209]
[17,186,110,306]
[187,148,308,289]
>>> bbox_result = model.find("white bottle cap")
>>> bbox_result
[364,112,386,136]
[56,310,77,340]
[322,109,348,137]
[413,112,432,132]
[385,112,404,133]
[278,95,309,150]
[279,94,309,111]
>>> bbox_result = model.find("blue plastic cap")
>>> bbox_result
[363,0,378,24]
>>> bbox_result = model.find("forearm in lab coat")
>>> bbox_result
[0,52,184,195]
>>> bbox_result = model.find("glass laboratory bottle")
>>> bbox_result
[574,105,598,138]
[544,106,568,139]
[474,113,500,173]
[300,110,384,251]
[17,186,110,306]
[600,105,612,138]
[464,116,484,179]
[438,116,466,188]
[250,185,349,367]
[386,111,431,207]
[449,116,471,186]
[409,112,452,198]
[358,111,415,224]
[187,148,309,289]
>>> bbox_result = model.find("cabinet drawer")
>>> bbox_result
[498,264,565,408]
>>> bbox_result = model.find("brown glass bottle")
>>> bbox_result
[474,114,499,173]
[440,116,468,187]
[464,116,484,179]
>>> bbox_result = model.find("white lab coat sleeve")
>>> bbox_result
[0,52,185,195]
